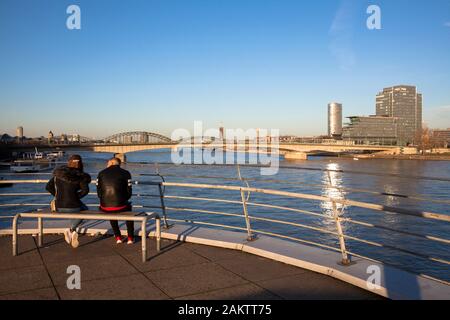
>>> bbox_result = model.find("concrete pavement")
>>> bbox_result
[0,234,380,300]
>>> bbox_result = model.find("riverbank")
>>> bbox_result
[348,154,450,161]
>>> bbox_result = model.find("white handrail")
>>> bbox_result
[160,182,450,222]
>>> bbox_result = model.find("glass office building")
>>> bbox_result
[376,85,422,145]
[342,116,399,145]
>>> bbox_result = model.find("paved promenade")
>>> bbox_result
[0,234,380,300]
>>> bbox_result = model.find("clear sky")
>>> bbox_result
[1,0,449,138]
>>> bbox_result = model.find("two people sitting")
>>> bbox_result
[46,155,134,248]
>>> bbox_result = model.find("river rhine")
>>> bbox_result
[1,150,449,282]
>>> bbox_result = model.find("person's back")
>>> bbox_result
[46,154,91,248]
[97,158,134,244]
[97,163,132,210]
[47,166,91,209]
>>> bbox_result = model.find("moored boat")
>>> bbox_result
[10,159,53,173]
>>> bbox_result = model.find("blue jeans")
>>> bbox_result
[57,203,88,231]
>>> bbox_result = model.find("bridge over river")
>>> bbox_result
[2,130,416,161]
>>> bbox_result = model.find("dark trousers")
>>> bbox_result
[101,203,134,238]
[110,220,134,238]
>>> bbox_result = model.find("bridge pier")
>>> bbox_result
[284,152,308,160]
[114,153,127,163]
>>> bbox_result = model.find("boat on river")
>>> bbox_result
[9,148,63,173]
[10,159,53,173]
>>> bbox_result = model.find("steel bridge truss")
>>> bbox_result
[104,131,172,144]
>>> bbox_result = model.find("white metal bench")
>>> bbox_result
[12,210,161,262]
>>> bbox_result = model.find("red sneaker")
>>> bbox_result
[127,236,134,245]
[115,236,123,244]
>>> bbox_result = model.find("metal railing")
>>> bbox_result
[12,211,161,263]
[1,169,449,283]
[154,182,450,266]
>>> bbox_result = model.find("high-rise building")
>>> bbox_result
[16,126,23,143]
[376,85,422,145]
[328,103,343,139]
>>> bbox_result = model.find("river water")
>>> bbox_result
[1,150,449,282]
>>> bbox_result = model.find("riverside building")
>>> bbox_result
[343,85,423,146]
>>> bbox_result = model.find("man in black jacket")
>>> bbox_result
[97,157,134,244]
[46,154,91,248]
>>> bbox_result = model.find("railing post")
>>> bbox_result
[158,183,170,229]
[141,217,147,263]
[37,217,43,248]
[155,215,161,252]
[12,214,19,256]
[332,201,351,265]
[240,188,255,241]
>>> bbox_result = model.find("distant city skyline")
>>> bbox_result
[1,0,450,137]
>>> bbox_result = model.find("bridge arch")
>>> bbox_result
[104,131,172,144]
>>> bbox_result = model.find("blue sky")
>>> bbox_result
[1,0,449,138]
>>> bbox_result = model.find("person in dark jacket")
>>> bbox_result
[96,157,134,244]
[46,154,91,248]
